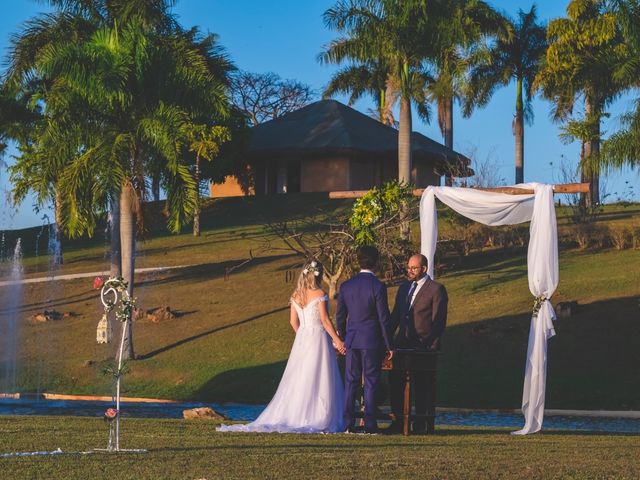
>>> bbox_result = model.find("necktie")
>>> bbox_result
[405,281,418,309]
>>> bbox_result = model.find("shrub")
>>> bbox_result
[609,225,633,250]
[573,224,609,250]
[574,224,590,249]
[632,225,640,249]
[485,227,504,248]
[591,224,610,250]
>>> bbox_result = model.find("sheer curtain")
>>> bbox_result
[419,184,558,434]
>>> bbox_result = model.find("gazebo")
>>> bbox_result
[210,99,472,197]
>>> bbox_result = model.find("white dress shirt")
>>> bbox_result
[409,274,429,307]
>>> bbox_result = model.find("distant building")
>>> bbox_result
[210,99,471,197]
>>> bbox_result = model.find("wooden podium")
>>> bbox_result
[382,349,439,435]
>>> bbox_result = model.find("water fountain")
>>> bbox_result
[36,215,62,270]
[0,239,23,394]
[30,215,64,396]
[48,223,62,268]
[0,232,6,264]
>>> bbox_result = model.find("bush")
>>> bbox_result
[573,224,609,250]
[506,225,528,248]
[484,226,504,248]
[574,224,591,249]
[632,226,640,249]
[443,223,487,255]
[609,225,633,250]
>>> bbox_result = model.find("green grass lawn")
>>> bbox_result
[2,194,639,410]
[0,416,638,480]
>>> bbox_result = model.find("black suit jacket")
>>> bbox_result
[390,277,448,350]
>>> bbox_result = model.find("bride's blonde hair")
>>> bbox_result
[292,260,323,307]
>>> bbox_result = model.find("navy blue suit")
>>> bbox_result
[336,271,393,431]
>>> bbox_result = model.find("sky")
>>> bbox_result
[1,0,639,230]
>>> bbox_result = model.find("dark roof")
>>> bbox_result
[245,99,471,169]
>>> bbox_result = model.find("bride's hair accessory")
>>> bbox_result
[303,260,322,277]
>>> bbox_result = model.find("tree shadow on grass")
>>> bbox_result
[138,254,294,289]
[444,249,527,277]
[137,306,289,361]
[139,230,272,257]
[192,361,287,403]
[0,289,97,315]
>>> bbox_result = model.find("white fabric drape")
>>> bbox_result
[419,184,558,434]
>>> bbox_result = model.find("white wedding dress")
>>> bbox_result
[217,295,345,433]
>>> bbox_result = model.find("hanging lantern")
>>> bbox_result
[96,313,112,344]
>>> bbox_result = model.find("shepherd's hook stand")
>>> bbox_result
[94,277,147,454]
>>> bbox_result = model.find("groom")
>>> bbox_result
[336,245,393,433]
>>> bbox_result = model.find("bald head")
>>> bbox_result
[407,254,428,281]
[410,254,428,267]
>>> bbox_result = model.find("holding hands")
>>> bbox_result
[332,339,346,355]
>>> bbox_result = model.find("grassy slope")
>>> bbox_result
[2,195,639,409]
[0,416,639,480]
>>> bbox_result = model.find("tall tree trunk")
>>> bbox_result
[514,78,525,185]
[109,196,121,278]
[53,190,63,265]
[398,94,412,240]
[193,155,201,237]
[443,96,454,186]
[583,97,601,209]
[151,175,160,202]
[120,181,136,360]
[398,96,412,184]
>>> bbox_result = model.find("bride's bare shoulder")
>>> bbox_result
[308,289,328,301]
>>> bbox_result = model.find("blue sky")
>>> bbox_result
[1,0,638,230]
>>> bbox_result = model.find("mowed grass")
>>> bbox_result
[1,195,639,409]
[0,416,638,480]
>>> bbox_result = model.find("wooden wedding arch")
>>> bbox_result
[329,181,590,435]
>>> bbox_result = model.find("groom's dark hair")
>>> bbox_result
[357,245,379,270]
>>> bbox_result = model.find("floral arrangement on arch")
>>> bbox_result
[349,180,414,245]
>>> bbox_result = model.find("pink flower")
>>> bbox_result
[93,277,104,290]
[104,408,119,421]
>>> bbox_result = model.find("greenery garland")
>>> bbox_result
[532,295,548,318]
[349,180,413,245]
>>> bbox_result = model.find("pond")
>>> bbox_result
[1,398,638,434]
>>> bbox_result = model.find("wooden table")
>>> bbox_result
[382,349,439,435]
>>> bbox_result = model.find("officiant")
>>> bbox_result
[387,253,448,434]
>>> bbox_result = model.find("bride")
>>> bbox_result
[217,261,346,433]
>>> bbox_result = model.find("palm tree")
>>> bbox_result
[4,0,173,276]
[601,102,640,170]
[536,0,625,208]
[464,5,547,185]
[321,0,505,189]
[424,0,507,185]
[600,0,640,171]
[0,86,40,157]
[6,7,233,359]
[321,0,432,187]
[1,82,69,263]
[185,124,231,236]
[322,60,397,126]
[321,0,433,240]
